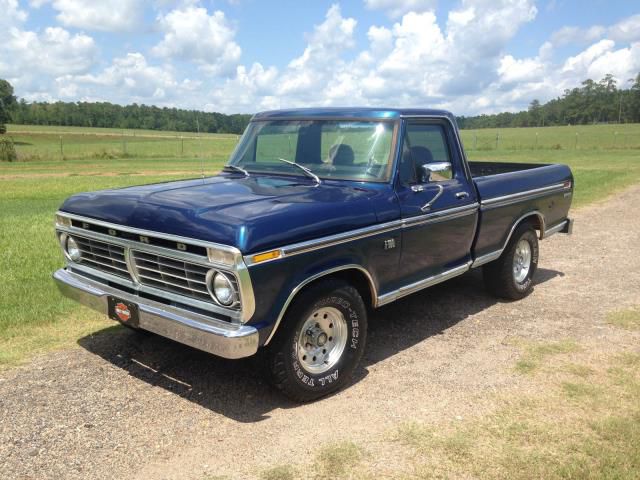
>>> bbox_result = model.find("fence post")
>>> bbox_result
[495,131,499,150]
[574,132,578,149]
[59,135,64,160]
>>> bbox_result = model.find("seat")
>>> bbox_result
[330,144,355,166]
[409,146,434,182]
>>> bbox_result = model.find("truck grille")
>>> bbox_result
[73,236,129,278]
[132,251,213,303]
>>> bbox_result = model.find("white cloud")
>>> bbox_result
[608,14,640,43]
[63,53,178,101]
[1,0,27,29]
[0,26,97,96]
[152,6,241,75]
[36,0,144,32]
[364,0,436,18]
[279,4,356,99]
[498,55,546,84]
[562,40,640,84]
[5,1,640,116]
[550,25,606,46]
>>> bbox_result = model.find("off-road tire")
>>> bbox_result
[483,223,539,300]
[266,279,368,402]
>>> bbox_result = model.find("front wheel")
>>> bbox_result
[266,279,368,402]
[483,223,539,300]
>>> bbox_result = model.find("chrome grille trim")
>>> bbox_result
[72,236,129,278]
[132,250,219,304]
[55,212,255,323]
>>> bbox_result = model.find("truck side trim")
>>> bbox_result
[471,211,546,268]
[245,203,479,266]
[480,183,569,210]
[377,261,472,306]
[263,265,378,345]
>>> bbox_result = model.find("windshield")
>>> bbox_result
[227,120,396,182]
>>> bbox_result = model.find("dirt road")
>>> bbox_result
[1,186,639,479]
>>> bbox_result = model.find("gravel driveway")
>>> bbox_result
[1,186,639,480]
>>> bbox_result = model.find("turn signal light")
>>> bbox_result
[252,250,281,264]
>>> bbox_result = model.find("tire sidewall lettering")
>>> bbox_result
[289,293,361,390]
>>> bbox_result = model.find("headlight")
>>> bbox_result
[66,236,82,262]
[212,272,234,306]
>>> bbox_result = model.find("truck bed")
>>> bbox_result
[469,160,573,262]
[468,161,547,177]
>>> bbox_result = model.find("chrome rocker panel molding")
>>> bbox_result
[55,211,256,323]
[377,261,472,306]
[53,269,259,359]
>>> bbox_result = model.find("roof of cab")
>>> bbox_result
[252,107,456,121]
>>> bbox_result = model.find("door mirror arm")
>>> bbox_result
[420,184,444,212]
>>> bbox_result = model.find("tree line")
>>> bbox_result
[2,74,640,135]
[0,79,251,134]
[457,73,640,129]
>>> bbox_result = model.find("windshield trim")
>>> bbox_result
[230,118,400,184]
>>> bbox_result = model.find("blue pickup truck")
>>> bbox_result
[53,108,573,401]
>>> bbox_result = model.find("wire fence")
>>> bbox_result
[460,126,640,152]
[3,124,640,162]
[5,128,241,162]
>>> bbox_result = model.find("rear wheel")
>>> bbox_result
[266,279,367,402]
[483,223,539,300]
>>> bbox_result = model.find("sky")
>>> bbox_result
[1,0,639,116]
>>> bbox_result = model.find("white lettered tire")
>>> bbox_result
[266,279,368,402]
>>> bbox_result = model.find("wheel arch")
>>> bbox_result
[263,264,377,346]
[502,211,546,251]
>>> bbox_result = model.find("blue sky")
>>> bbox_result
[1,0,639,115]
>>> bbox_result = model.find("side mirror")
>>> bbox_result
[420,162,452,182]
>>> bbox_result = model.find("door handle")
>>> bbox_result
[456,191,469,199]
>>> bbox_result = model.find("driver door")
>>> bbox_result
[395,120,478,287]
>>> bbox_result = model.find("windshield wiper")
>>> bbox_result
[276,158,321,184]
[222,164,249,177]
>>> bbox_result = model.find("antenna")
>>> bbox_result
[196,117,204,179]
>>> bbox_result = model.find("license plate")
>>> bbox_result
[107,296,140,328]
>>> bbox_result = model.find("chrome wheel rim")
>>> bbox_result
[296,307,348,374]
[513,239,532,283]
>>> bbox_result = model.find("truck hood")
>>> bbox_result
[60,174,385,253]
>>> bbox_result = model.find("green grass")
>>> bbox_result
[607,306,640,330]
[5,123,239,162]
[514,339,580,374]
[257,442,366,480]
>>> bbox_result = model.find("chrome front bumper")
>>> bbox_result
[53,269,259,359]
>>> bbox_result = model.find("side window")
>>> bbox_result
[402,123,453,183]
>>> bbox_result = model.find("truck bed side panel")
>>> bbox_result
[472,163,573,260]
